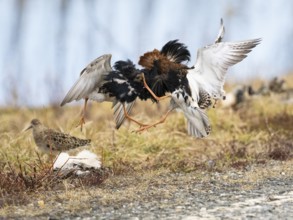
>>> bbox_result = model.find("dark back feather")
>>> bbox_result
[112,60,137,80]
[101,60,145,103]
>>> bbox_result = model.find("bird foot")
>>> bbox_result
[134,109,172,133]
[135,124,157,133]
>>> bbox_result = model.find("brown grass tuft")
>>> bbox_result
[0,155,111,207]
[268,138,293,161]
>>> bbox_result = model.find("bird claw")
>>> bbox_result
[133,109,172,133]
[134,124,156,133]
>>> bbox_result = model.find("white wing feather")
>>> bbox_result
[168,20,260,137]
[214,18,225,43]
[187,38,261,101]
[60,54,112,106]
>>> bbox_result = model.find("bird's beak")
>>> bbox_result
[23,124,32,132]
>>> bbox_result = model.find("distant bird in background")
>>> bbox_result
[25,119,91,153]
[60,54,135,130]
[268,77,285,93]
[246,77,286,97]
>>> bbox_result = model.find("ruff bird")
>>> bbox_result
[100,39,194,131]
[25,119,91,153]
[136,19,261,137]
[61,19,261,138]
[60,54,135,130]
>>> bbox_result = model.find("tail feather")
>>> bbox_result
[160,40,191,63]
[113,101,135,129]
[186,107,211,138]
[171,89,211,138]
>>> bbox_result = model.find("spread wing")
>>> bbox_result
[60,54,112,106]
[214,18,225,44]
[187,38,261,101]
[170,89,211,138]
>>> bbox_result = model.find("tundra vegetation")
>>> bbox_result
[0,75,292,218]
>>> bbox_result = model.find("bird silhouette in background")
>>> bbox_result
[60,54,135,130]
[268,77,285,93]
[25,119,91,153]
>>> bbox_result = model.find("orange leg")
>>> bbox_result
[77,98,88,131]
[123,103,148,127]
[141,74,171,101]
[135,108,173,133]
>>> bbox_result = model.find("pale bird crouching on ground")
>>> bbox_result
[221,85,249,109]
[25,119,91,154]
[53,150,101,176]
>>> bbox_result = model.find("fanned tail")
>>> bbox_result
[186,107,211,138]
[160,40,191,63]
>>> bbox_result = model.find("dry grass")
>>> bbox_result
[0,74,293,215]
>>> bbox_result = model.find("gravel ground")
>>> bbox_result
[81,176,293,220]
[4,161,293,219]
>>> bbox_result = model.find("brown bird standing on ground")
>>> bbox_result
[25,119,91,153]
